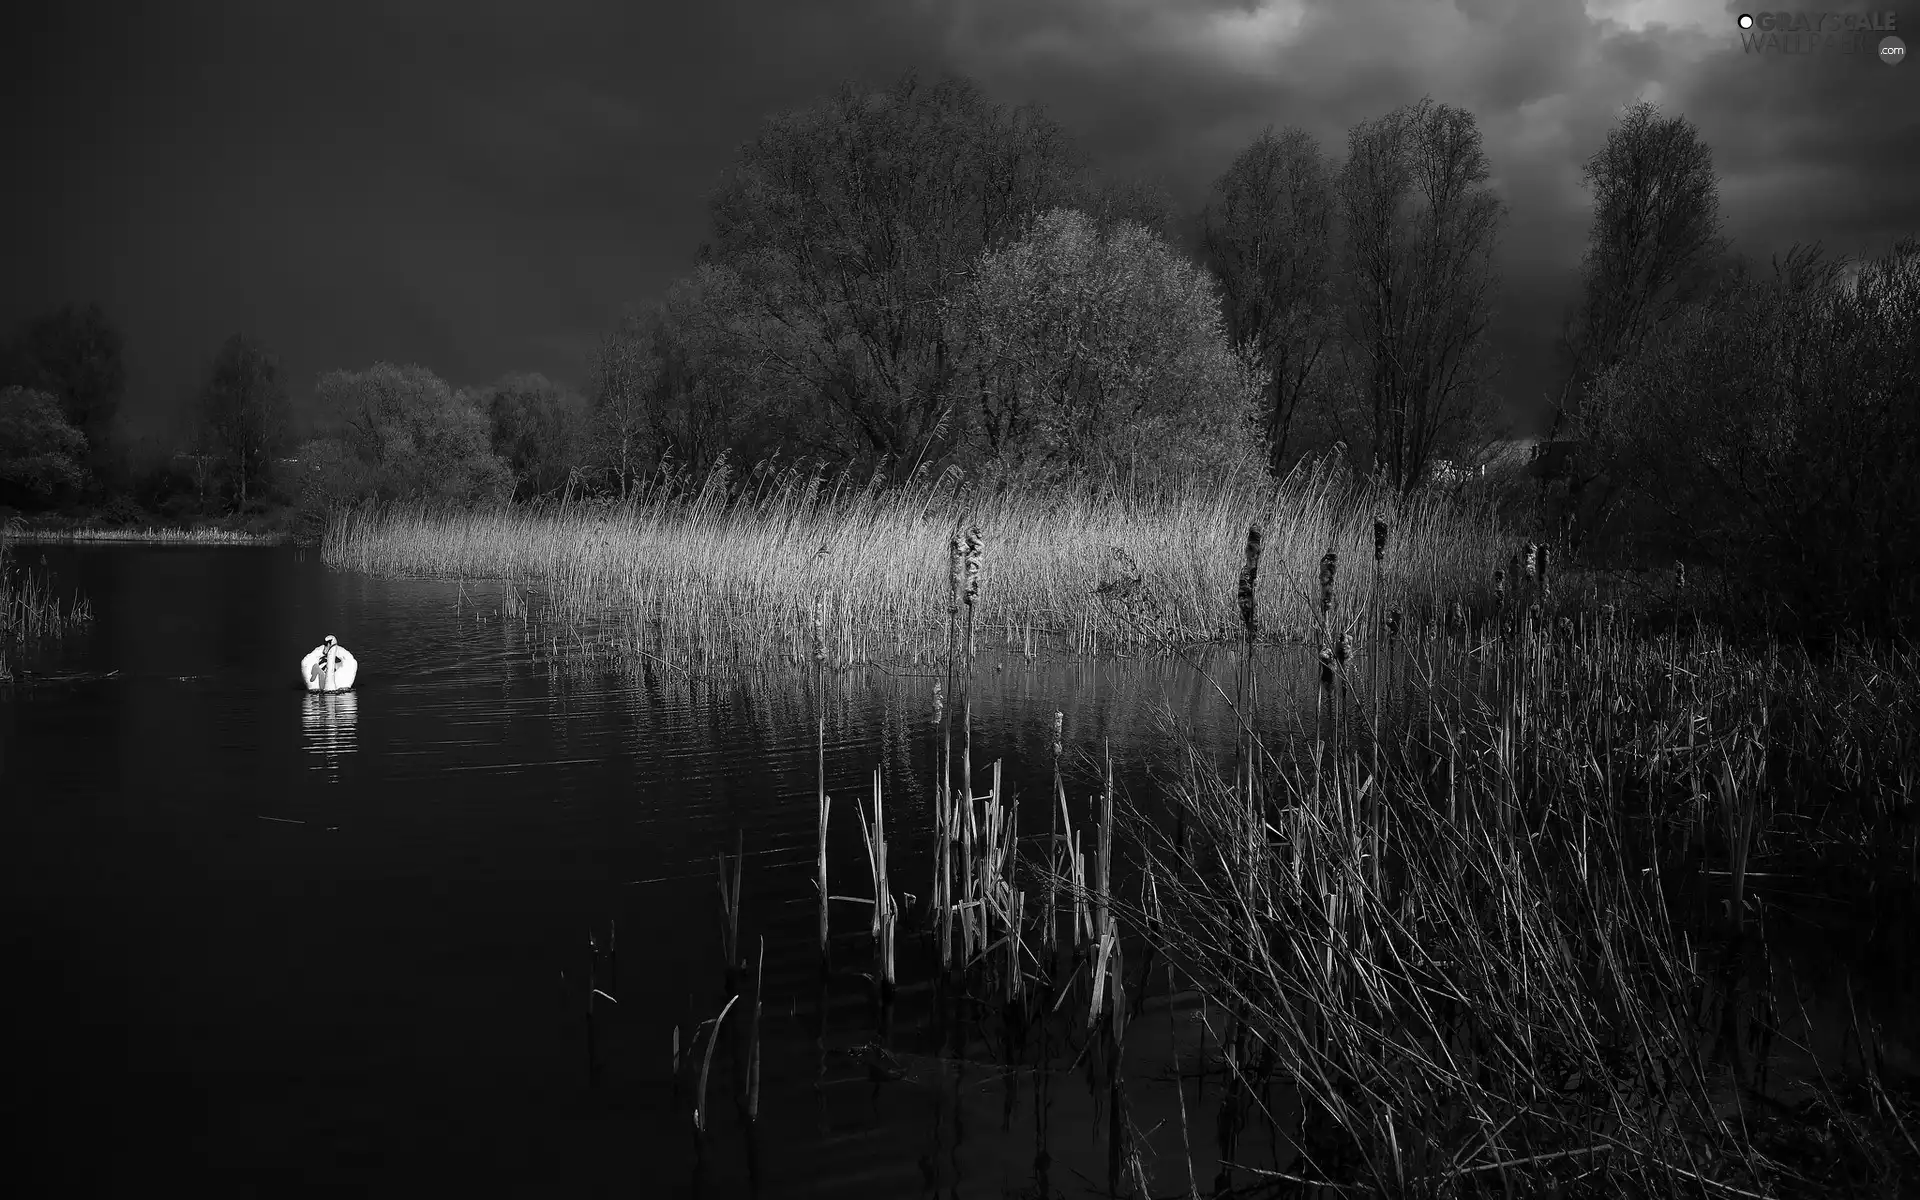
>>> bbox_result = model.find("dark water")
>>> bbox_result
[4,545,1913,1195]
[2,544,1284,1195]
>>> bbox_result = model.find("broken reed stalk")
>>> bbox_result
[1168,961,1199,1200]
[1372,515,1387,720]
[816,687,830,970]
[717,829,744,980]
[582,922,621,1086]
[938,702,955,969]
[959,700,978,963]
[855,768,896,996]
[1087,740,1121,1031]
[586,929,599,1086]
[747,935,764,1120]
[1047,710,1063,954]
[874,768,896,994]
[1237,522,1264,898]
[693,993,740,1134]
[937,534,963,970]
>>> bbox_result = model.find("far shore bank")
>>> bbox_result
[1,509,312,547]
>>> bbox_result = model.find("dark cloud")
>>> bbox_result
[3,0,1913,438]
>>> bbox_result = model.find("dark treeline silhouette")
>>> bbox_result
[1,76,1913,639]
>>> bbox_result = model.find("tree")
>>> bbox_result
[0,386,89,504]
[1202,126,1338,476]
[1585,237,1920,637]
[6,303,126,482]
[1554,101,1726,440]
[1335,98,1505,492]
[1078,171,1180,241]
[290,435,376,514]
[307,362,512,506]
[479,372,590,501]
[948,208,1266,490]
[705,71,1086,469]
[589,316,658,498]
[199,334,290,508]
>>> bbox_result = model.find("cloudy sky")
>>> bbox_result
[4,0,1913,440]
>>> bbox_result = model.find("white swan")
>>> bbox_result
[300,634,359,692]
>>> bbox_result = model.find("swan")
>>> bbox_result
[300,634,358,692]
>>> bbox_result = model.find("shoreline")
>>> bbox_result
[2,515,312,547]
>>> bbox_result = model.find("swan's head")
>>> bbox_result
[323,634,337,649]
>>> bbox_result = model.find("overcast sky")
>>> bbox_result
[4,0,1914,440]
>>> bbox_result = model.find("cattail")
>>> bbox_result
[1318,550,1338,618]
[1675,560,1686,592]
[932,680,944,722]
[1372,517,1388,563]
[1237,523,1263,642]
[1334,631,1352,667]
[1538,543,1551,597]
[1447,599,1465,633]
[948,533,964,616]
[1493,569,1507,617]
[812,591,827,664]
[1318,640,1335,688]
[1052,710,1063,759]
[963,528,983,607]
[1386,609,1401,641]
[1524,542,1538,581]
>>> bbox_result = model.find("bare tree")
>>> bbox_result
[590,316,657,499]
[1553,100,1726,440]
[1202,126,1336,476]
[1335,98,1505,492]
[200,334,289,508]
[704,72,1084,469]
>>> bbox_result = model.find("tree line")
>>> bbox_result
[1,73,1913,636]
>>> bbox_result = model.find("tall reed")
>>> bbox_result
[324,456,1510,668]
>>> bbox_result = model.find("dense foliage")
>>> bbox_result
[0,75,1912,640]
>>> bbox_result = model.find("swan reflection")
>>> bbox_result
[302,689,359,773]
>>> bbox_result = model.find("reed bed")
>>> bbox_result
[0,536,94,682]
[654,516,1916,1196]
[324,455,1512,668]
[1108,593,1919,1196]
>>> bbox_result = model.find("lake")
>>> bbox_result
[4,543,1913,1195]
[2,543,1304,1195]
